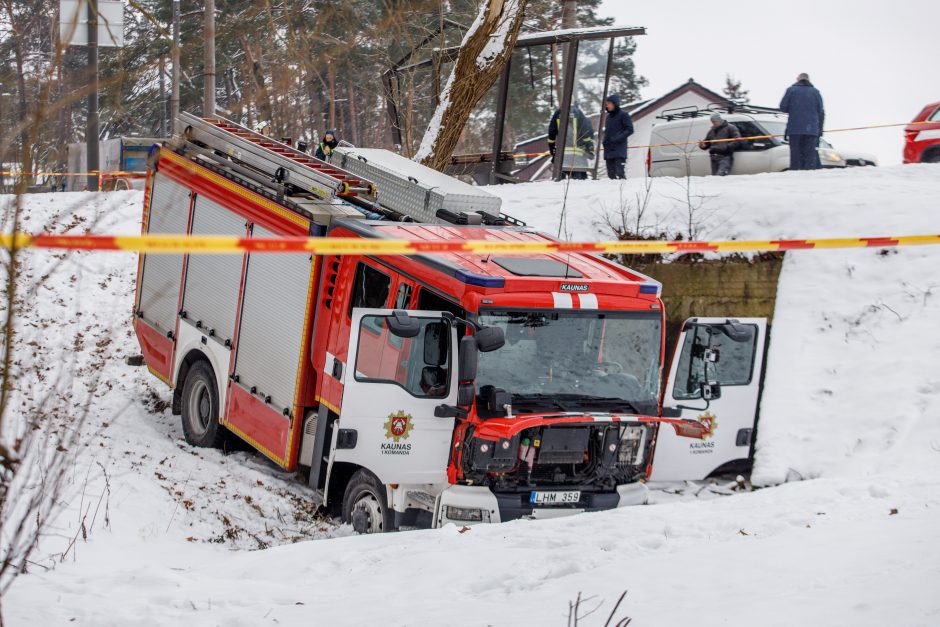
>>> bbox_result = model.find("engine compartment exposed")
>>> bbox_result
[460,422,654,491]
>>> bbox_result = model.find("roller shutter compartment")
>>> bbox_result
[181,196,247,344]
[232,225,313,414]
[138,173,190,334]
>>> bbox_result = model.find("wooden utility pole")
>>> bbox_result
[86,0,99,192]
[204,0,216,116]
[170,0,180,133]
[560,0,577,81]
[159,54,167,137]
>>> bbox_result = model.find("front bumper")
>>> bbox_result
[433,483,649,527]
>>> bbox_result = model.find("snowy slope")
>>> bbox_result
[5,164,940,626]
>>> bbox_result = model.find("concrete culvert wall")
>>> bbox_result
[629,253,785,354]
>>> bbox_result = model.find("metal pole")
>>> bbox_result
[0,89,5,194]
[489,59,512,185]
[552,39,579,182]
[86,0,100,192]
[593,38,615,180]
[204,0,216,116]
[170,0,180,133]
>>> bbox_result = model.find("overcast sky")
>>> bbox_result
[599,0,939,164]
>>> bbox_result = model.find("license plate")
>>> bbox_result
[530,490,581,505]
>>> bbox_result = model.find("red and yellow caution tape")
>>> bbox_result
[0,233,938,255]
[0,170,145,177]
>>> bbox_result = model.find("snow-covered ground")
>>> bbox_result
[4,164,940,625]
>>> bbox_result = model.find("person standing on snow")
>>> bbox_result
[315,129,339,162]
[547,106,595,180]
[698,113,742,176]
[601,94,634,180]
[779,73,825,170]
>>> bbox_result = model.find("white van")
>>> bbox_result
[648,106,845,177]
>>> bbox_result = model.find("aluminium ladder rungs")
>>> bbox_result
[178,112,378,204]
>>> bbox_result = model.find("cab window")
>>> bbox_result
[349,262,391,336]
[673,323,758,400]
[354,315,450,398]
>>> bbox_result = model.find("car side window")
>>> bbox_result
[930,107,940,122]
[731,121,765,151]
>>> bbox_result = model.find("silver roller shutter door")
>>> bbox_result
[233,226,312,413]
[138,173,190,334]
[182,196,246,343]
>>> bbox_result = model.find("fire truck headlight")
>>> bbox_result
[444,506,486,522]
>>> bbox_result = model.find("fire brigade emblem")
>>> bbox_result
[697,411,719,440]
[384,411,414,443]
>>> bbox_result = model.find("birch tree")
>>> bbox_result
[414,0,528,171]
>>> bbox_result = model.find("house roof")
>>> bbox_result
[624,78,732,121]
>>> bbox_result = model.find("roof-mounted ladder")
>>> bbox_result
[177,112,379,207]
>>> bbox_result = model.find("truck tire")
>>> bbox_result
[342,469,395,534]
[180,361,225,448]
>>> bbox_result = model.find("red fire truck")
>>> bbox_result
[134,114,760,533]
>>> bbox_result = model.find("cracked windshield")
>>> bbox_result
[476,311,662,415]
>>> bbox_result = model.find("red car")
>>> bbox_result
[904,101,940,163]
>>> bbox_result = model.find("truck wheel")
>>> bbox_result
[181,361,225,448]
[342,470,395,534]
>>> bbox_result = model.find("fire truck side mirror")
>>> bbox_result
[386,310,420,338]
[458,336,478,382]
[475,326,505,353]
[701,381,722,401]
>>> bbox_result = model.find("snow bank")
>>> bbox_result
[5,164,940,625]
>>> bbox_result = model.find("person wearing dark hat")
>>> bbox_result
[698,113,742,176]
[601,94,634,179]
[780,73,825,170]
[315,130,339,161]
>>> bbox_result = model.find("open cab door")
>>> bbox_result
[332,309,459,487]
[650,317,768,482]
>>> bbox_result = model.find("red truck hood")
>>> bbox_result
[472,412,708,441]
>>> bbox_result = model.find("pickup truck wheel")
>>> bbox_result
[181,361,224,448]
[342,470,395,534]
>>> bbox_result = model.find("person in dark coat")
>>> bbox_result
[547,105,594,180]
[779,73,825,171]
[602,94,634,179]
[698,113,742,176]
[315,129,339,161]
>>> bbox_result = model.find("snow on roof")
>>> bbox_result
[516,24,646,46]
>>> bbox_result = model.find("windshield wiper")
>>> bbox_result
[509,394,645,414]
[510,394,570,412]
[553,394,642,414]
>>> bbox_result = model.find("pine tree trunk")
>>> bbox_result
[327,62,336,129]
[415,0,529,171]
[348,83,360,146]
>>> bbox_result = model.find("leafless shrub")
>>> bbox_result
[567,589,631,626]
